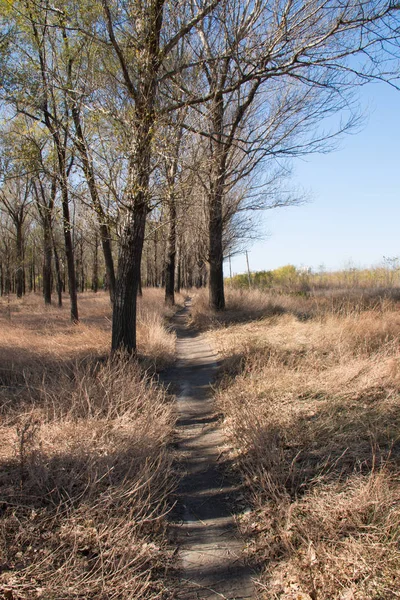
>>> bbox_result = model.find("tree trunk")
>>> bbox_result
[80,240,85,292]
[15,221,24,298]
[43,214,53,304]
[175,241,181,293]
[153,226,158,287]
[208,187,225,310]
[59,166,78,322]
[164,195,176,306]
[71,104,116,302]
[111,201,148,352]
[108,0,164,353]
[52,236,63,308]
[92,232,99,293]
[100,224,115,302]
[32,260,36,293]
[146,249,151,287]
[208,91,226,311]
[137,258,143,296]
[111,101,155,352]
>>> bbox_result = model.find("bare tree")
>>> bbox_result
[0,166,32,298]
[6,3,80,321]
[99,0,223,351]
[179,0,399,310]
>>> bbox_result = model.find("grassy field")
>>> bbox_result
[192,287,400,600]
[3,285,400,599]
[0,290,180,599]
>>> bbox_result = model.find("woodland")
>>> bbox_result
[0,0,399,353]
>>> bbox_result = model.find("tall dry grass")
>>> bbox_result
[190,287,399,330]
[193,288,400,599]
[0,290,181,599]
[0,289,180,376]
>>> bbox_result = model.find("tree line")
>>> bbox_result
[0,0,398,352]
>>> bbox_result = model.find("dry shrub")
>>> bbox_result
[0,357,175,599]
[196,290,400,599]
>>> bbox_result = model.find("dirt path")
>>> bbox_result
[165,300,256,599]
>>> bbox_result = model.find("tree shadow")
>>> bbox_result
[241,384,400,503]
[0,437,173,597]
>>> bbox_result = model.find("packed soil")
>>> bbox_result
[164,300,257,599]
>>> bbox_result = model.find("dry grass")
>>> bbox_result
[193,288,400,599]
[0,290,181,599]
[0,289,181,381]
[190,287,399,330]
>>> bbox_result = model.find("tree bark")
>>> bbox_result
[52,233,63,308]
[153,222,159,287]
[60,171,78,322]
[43,213,53,304]
[209,194,225,310]
[108,0,164,353]
[111,109,154,352]
[15,221,24,298]
[165,195,176,306]
[112,201,148,352]
[175,242,181,293]
[208,92,226,311]
[92,232,99,293]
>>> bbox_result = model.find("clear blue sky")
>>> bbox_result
[227,82,400,276]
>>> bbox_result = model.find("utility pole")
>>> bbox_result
[229,254,232,280]
[245,250,252,288]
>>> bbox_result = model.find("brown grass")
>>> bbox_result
[0,290,181,599]
[0,289,181,377]
[189,287,399,330]
[193,288,400,599]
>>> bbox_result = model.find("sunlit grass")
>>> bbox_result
[193,287,400,599]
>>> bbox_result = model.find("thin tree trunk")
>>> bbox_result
[80,240,85,292]
[71,104,116,302]
[175,257,181,293]
[43,214,53,304]
[32,258,36,293]
[15,221,24,298]
[174,239,181,293]
[92,231,99,293]
[137,258,143,296]
[165,195,176,305]
[31,17,77,320]
[59,163,78,321]
[154,226,158,287]
[147,249,152,287]
[52,237,63,308]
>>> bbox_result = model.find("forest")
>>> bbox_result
[0,0,399,351]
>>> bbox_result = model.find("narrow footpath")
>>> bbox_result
[166,300,256,600]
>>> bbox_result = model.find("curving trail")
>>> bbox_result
[166,300,256,600]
